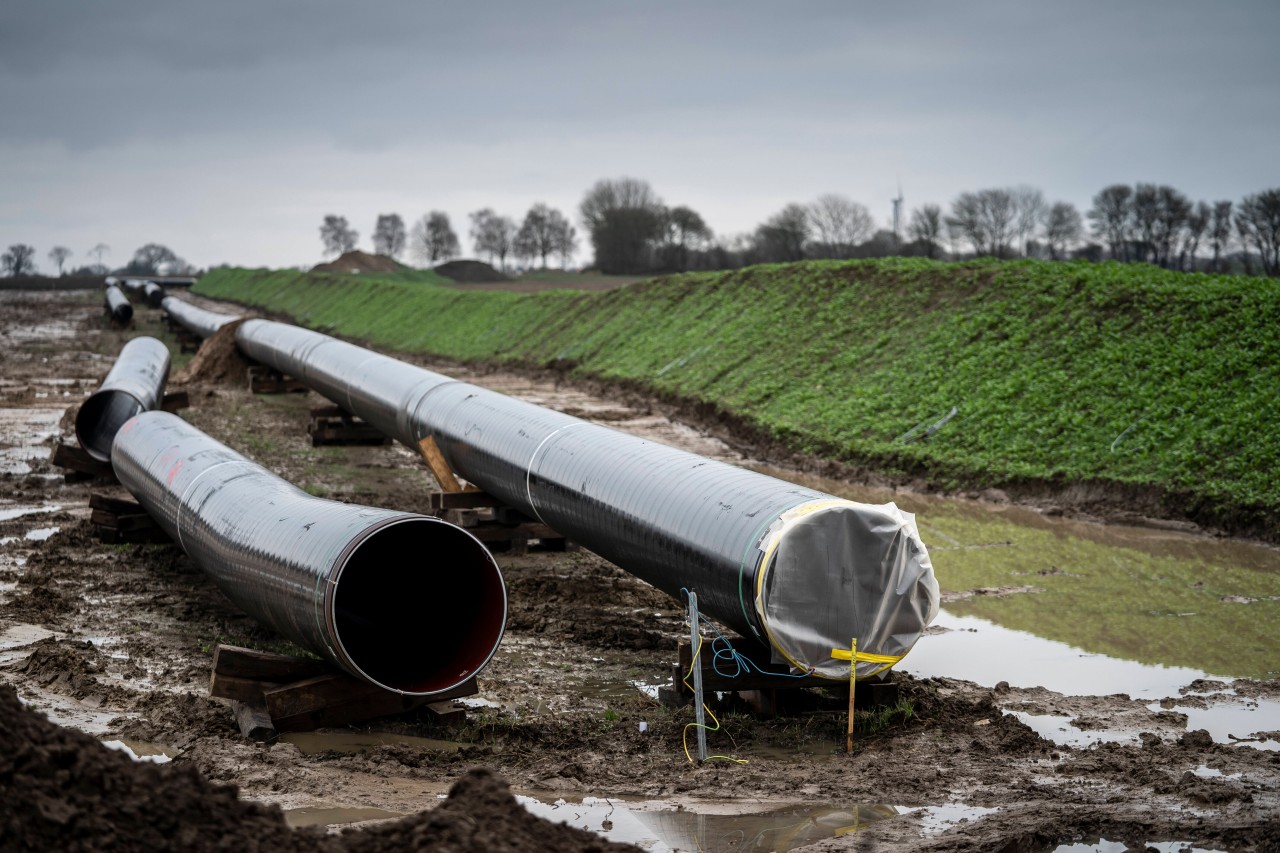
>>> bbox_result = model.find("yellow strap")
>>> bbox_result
[831,647,902,665]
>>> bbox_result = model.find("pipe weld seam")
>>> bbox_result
[173,459,257,553]
[524,421,591,526]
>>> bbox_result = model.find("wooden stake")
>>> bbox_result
[417,435,463,493]
[847,637,856,753]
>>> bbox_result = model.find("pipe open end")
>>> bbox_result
[332,517,506,696]
[75,391,146,462]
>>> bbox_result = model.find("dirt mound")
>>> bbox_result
[171,319,252,385]
[0,685,641,852]
[0,684,324,852]
[311,251,407,274]
[346,768,641,853]
[434,259,510,283]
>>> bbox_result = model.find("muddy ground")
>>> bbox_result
[1,289,1278,852]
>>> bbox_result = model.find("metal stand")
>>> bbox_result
[688,591,707,763]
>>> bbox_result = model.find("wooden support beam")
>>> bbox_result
[417,435,463,493]
[50,442,115,479]
[247,365,307,394]
[212,645,330,682]
[159,390,190,412]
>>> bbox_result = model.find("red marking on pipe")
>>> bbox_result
[167,459,184,485]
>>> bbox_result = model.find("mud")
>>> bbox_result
[1,289,1278,852]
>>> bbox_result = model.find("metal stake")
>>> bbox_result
[688,590,707,763]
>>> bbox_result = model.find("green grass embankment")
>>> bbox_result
[195,260,1280,536]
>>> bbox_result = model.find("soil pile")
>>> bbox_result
[311,252,407,274]
[345,768,642,853]
[171,319,251,385]
[0,684,321,852]
[0,686,642,852]
[434,259,510,283]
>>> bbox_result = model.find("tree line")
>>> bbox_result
[319,206,579,272]
[318,180,1278,278]
[0,242,196,278]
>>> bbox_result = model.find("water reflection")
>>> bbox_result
[519,797,901,853]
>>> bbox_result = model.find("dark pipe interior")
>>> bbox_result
[333,518,506,695]
[75,391,145,462]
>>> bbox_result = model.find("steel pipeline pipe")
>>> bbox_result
[161,295,241,339]
[75,336,170,462]
[110,410,507,695]
[142,281,165,308]
[236,319,939,679]
[104,285,133,324]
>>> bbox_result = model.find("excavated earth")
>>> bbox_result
[1,289,1278,852]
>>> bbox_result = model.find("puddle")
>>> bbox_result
[1146,698,1280,751]
[0,408,63,475]
[24,526,59,541]
[901,803,1001,836]
[581,674,669,702]
[0,504,61,523]
[0,623,59,665]
[907,610,1207,699]
[1005,711,1137,748]
[1190,765,1242,780]
[909,612,1280,750]
[101,739,174,764]
[283,806,406,828]
[1051,841,1228,852]
[519,796,902,852]
[280,731,465,755]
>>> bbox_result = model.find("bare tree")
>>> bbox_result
[907,205,944,258]
[1150,185,1190,268]
[124,244,178,275]
[1042,202,1084,261]
[515,203,575,269]
[1208,201,1234,272]
[319,215,358,257]
[947,188,1017,257]
[1012,185,1047,257]
[753,204,810,262]
[47,246,72,275]
[806,194,873,258]
[1236,189,1280,276]
[656,205,713,270]
[1180,201,1210,271]
[411,211,460,266]
[469,209,516,271]
[2,244,37,276]
[579,177,664,273]
[555,222,579,269]
[1087,185,1133,261]
[372,213,406,258]
[1129,183,1161,264]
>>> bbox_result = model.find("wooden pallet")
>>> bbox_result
[208,644,474,740]
[165,319,201,353]
[660,634,899,716]
[247,365,307,394]
[417,436,573,554]
[88,493,170,544]
[308,405,390,447]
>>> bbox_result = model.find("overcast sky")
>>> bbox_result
[2,1,1277,272]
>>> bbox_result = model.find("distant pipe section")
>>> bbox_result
[104,285,133,324]
[110,411,507,696]
[161,295,241,339]
[236,319,939,679]
[142,281,165,308]
[75,336,170,462]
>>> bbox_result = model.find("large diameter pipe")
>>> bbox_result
[75,336,170,462]
[104,285,133,324]
[161,295,241,339]
[110,410,507,696]
[236,319,939,680]
[142,281,165,308]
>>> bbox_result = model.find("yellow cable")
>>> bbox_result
[682,630,748,765]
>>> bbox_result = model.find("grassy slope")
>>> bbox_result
[195,259,1280,533]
